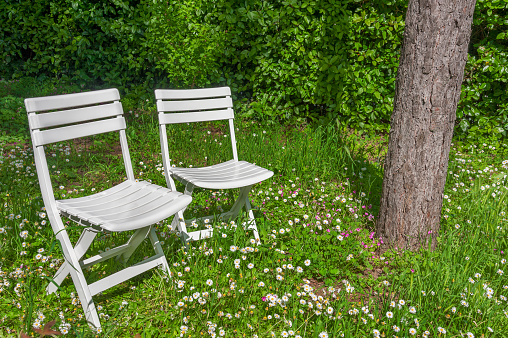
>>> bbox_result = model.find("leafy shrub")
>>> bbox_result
[457,0,508,141]
[212,0,352,122]
[0,0,158,87]
[147,0,225,88]
[339,2,406,132]
[0,96,27,137]
[0,0,506,142]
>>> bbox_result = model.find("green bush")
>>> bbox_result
[0,96,27,137]
[212,0,352,122]
[0,0,506,141]
[339,2,406,132]
[457,0,508,141]
[0,0,158,87]
[147,0,225,88]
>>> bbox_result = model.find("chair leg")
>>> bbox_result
[47,229,97,295]
[222,186,260,242]
[170,183,194,231]
[174,184,261,244]
[244,197,260,242]
[222,185,253,220]
[56,230,101,328]
[176,211,192,249]
[116,227,151,264]
[148,227,171,277]
[169,183,195,247]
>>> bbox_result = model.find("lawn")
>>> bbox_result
[0,79,507,337]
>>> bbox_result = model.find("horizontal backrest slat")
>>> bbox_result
[159,109,234,125]
[155,87,231,100]
[32,117,126,146]
[28,102,123,130]
[24,88,120,113]
[156,97,233,113]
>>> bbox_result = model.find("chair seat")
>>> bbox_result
[171,160,274,190]
[56,180,192,232]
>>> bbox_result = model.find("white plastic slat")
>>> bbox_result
[24,88,120,113]
[88,191,181,221]
[67,189,176,218]
[80,243,131,269]
[171,160,243,172]
[96,192,185,223]
[58,187,160,224]
[171,159,235,172]
[28,102,123,130]
[172,160,267,175]
[176,172,273,190]
[172,161,265,178]
[173,164,271,178]
[58,181,153,208]
[57,181,137,205]
[88,254,164,296]
[185,229,214,241]
[99,194,192,232]
[159,109,234,125]
[155,87,231,100]
[156,97,233,113]
[32,116,126,146]
[61,188,156,215]
[175,167,270,183]
[172,161,274,190]
[58,181,192,232]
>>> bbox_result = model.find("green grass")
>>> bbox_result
[0,80,507,337]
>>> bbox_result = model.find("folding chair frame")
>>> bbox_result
[156,87,273,245]
[26,89,190,329]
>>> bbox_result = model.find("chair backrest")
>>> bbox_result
[25,89,134,232]
[155,87,239,187]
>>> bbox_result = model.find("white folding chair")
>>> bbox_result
[155,87,273,244]
[25,88,192,329]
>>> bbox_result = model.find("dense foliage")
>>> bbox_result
[0,0,506,139]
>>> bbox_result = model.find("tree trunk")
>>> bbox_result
[376,0,476,251]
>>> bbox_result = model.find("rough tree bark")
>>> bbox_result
[376,0,476,251]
